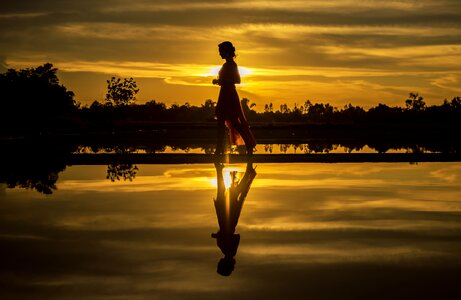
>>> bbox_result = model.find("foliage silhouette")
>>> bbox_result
[2,164,64,195]
[1,136,460,196]
[405,92,426,111]
[105,77,139,106]
[106,164,139,182]
[103,146,140,182]
[0,141,76,194]
[1,64,461,137]
[0,63,77,134]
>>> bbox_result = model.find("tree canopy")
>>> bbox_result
[1,63,461,135]
[0,63,76,116]
[105,77,139,106]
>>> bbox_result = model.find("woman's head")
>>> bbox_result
[218,41,236,59]
[217,257,235,276]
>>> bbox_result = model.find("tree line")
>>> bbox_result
[1,63,460,135]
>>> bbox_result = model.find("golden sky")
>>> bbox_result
[1,0,461,109]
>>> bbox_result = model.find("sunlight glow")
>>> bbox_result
[204,66,252,78]
[207,66,221,77]
[208,166,245,188]
[223,171,232,189]
[238,66,252,77]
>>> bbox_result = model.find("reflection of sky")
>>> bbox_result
[1,163,461,299]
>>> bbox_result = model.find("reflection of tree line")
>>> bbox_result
[106,164,138,182]
[0,144,139,194]
[76,144,216,155]
[1,162,139,194]
[77,142,461,154]
[0,142,73,195]
[105,146,139,182]
[1,138,460,195]
[1,163,65,195]
[266,143,448,154]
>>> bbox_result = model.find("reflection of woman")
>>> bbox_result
[212,162,257,276]
[213,41,256,154]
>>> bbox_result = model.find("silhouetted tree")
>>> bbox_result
[202,99,216,109]
[405,92,426,111]
[89,100,102,109]
[264,104,270,113]
[105,77,139,106]
[305,102,335,123]
[279,103,290,114]
[4,63,461,134]
[339,104,366,123]
[292,103,303,115]
[241,97,256,120]
[449,96,461,110]
[304,100,312,114]
[0,63,76,132]
[145,100,167,116]
[241,98,255,111]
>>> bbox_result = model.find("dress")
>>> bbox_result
[212,163,257,258]
[215,61,256,147]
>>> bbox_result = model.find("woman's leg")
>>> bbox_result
[216,118,226,154]
[231,119,256,154]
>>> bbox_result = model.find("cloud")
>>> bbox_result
[0,56,7,72]
[1,0,460,106]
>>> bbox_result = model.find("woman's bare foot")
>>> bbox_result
[214,148,225,155]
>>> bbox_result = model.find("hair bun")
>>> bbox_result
[218,41,236,57]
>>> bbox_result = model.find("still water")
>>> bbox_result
[1,162,461,299]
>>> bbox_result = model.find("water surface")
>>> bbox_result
[1,163,461,299]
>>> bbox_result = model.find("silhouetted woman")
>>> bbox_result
[212,162,257,276]
[213,41,256,154]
